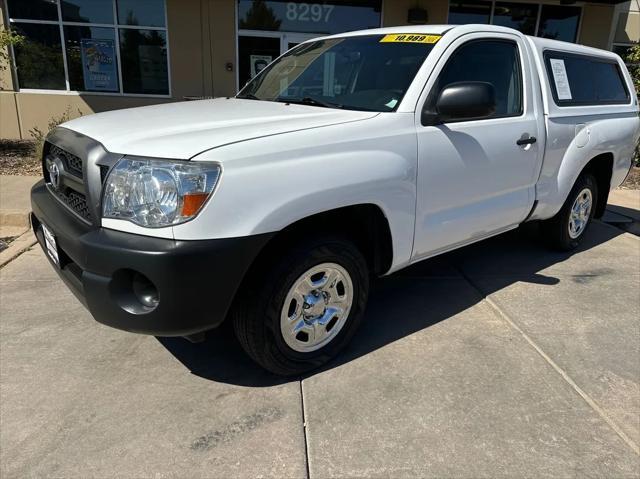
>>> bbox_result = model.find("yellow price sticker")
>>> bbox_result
[380,34,441,44]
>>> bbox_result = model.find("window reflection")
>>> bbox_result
[6,0,58,21]
[65,26,119,92]
[447,1,581,44]
[237,0,382,35]
[448,1,491,25]
[12,23,65,90]
[492,2,538,35]
[61,0,114,24]
[538,5,580,42]
[119,29,168,95]
[117,0,166,27]
[6,0,171,95]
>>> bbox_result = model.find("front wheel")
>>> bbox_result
[232,237,369,376]
[541,173,598,251]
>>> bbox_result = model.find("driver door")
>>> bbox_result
[413,33,543,259]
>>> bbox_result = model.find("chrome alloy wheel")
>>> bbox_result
[280,263,353,353]
[568,188,593,239]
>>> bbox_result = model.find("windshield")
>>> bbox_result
[237,34,440,112]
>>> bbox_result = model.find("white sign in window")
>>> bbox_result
[550,58,572,100]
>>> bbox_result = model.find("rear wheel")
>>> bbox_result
[232,237,369,376]
[542,173,598,251]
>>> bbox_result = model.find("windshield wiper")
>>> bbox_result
[236,93,261,100]
[277,96,345,109]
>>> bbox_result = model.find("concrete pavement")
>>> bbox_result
[1,220,639,478]
[609,189,640,220]
[0,175,38,228]
[607,190,640,235]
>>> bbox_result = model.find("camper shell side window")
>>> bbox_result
[543,50,630,107]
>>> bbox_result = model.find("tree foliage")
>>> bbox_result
[0,27,23,72]
[624,44,640,96]
[240,0,282,30]
[625,45,640,166]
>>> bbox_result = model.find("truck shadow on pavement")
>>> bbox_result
[158,221,624,387]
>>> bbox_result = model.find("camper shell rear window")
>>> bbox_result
[543,50,630,107]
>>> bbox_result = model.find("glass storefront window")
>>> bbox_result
[119,29,169,95]
[238,0,382,35]
[448,1,491,25]
[11,23,66,90]
[64,26,119,92]
[6,0,59,21]
[117,0,167,27]
[6,0,170,96]
[538,5,580,42]
[62,0,115,24]
[447,1,582,44]
[492,2,538,35]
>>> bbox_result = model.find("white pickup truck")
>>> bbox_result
[32,24,639,375]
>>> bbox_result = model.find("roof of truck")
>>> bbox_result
[321,24,621,60]
[526,35,621,60]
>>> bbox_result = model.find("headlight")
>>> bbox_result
[102,157,221,227]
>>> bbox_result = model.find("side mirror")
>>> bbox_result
[422,81,496,125]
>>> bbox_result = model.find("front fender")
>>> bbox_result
[173,114,419,271]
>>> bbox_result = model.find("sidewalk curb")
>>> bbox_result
[0,210,31,228]
[0,229,37,269]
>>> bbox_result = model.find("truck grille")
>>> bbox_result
[43,142,93,224]
[52,188,92,222]
[47,143,83,178]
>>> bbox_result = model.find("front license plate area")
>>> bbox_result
[41,223,60,267]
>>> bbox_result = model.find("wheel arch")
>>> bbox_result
[223,204,394,328]
[581,152,614,218]
[254,204,394,277]
[534,148,616,221]
[531,113,638,222]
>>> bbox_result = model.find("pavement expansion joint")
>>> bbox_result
[456,265,640,457]
[299,379,311,479]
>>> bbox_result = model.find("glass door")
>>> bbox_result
[283,32,320,51]
[238,33,281,88]
[237,31,320,90]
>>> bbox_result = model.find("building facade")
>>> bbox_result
[1,0,636,140]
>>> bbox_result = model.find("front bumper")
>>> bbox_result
[31,180,272,336]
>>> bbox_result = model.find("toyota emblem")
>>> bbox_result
[47,158,61,190]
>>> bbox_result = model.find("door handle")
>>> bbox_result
[516,136,537,146]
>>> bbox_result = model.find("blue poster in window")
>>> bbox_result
[80,39,118,92]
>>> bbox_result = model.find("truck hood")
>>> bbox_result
[61,98,378,160]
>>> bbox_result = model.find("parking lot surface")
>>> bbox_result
[1,221,639,478]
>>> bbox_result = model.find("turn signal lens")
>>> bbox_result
[181,192,209,216]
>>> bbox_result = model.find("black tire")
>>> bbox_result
[541,173,598,251]
[232,236,369,376]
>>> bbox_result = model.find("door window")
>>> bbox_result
[431,40,523,119]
